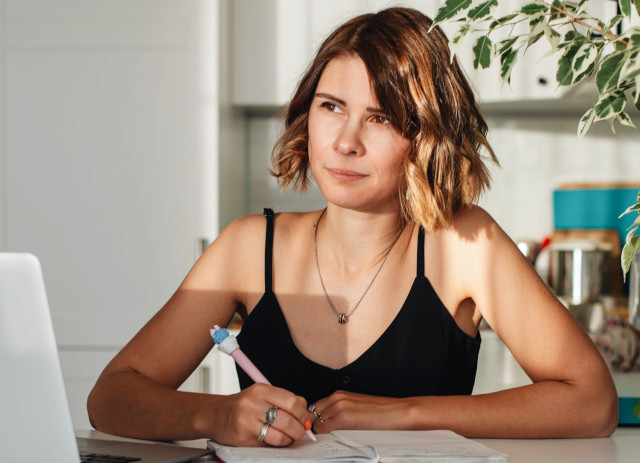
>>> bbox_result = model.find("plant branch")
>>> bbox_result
[548,2,628,46]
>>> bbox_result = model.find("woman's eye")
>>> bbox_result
[372,114,390,125]
[320,102,340,113]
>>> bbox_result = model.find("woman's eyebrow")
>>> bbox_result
[315,92,386,114]
[315,92,346,105]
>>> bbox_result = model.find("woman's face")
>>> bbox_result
[307,55,410,214]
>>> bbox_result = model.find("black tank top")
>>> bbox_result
[236,209,480,404]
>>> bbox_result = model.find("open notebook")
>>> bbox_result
[208,430,509,462]
[0,253,212,462]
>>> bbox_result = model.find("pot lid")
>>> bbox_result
[548,239,613,252]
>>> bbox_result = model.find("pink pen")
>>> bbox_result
[210,325,316,441]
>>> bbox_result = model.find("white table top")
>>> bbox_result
[475,427,639,463]
[77,428,640,462]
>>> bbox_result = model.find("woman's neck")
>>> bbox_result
[317,205,407,273]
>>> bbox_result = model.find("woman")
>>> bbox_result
[88,7,618,447]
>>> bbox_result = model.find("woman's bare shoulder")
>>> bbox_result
[272,210,322,233]
[215,210,320,255]
[438,205,502,246]
[180,214,269,291]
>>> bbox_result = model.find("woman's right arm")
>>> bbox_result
[86,215,309,446]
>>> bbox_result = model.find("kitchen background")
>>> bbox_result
[1,0,638,429]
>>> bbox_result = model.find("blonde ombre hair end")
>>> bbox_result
[271,7,497,232]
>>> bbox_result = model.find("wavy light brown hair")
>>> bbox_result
[271,7,497,231]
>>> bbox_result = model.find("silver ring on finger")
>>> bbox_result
[308,403,319,419]
[257,423,270,442]
[308,403,323,423]
[265,406,277,425]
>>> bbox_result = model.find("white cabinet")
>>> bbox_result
[230,0,617,109]
[1,0,220,428]
[231,0,445,107]
[231,0,308,107]
[58,350,119,430]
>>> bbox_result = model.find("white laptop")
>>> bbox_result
[0,253,213,462]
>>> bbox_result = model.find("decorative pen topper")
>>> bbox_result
[209,325,316,441]
[210,325,269,384]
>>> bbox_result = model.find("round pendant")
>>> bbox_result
[338,314,347,324]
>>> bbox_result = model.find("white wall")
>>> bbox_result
[0,0,221,429]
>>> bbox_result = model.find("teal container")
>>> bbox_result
[618,397,640,426]
[553,188,639,248]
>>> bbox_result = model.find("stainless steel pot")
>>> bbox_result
[547,240,612,305]
[628,252,640,329]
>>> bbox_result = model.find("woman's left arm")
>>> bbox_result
[312,207,618,438]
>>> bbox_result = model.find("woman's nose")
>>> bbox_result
[333,121,364,156]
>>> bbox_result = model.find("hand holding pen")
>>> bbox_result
[211,325,316,444]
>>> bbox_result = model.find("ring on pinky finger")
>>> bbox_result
[257,423,295,447]
[257,423,270,442]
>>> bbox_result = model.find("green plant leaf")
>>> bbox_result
[634,0,640,16]
[468,0,498,21]
[452,23,473,44]
[594,92,627,120]
[527,32,544,49]
[576,0,590,15]
[630,216,640,234]
[627,224,639,243]
[555,40,580,51]
[557,44,581,86]
[557,60,573,86]
[619,52,640,85]
[520,2,548,15]
[620,201,640,218]
[500,49,518,81]
[605,14,624,33]
[449,23,473,60]
[550,0,564,21]
[497,37,518,55]
[560,1,580,13]
[629,31,640,49]
[490,13,518,30]
[544,26,562,50]
[596,52,626,94]
[577,108,595,138]
[618,111,637,128]
[573,61,596,85]
[473,36,493,69]
[433,0,473,25]
[620,0,632,17]
[621,235,640,279]
[564,30,583,42]
[572,43,597,79]
[529,13,547,35]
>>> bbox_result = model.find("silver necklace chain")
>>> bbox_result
[313,209,402,324]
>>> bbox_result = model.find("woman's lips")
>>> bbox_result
[327,168,368,183]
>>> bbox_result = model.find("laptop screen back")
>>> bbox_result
[0,253,80,462]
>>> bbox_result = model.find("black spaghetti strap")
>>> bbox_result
[263,208,275,293]
[417,227,425,277]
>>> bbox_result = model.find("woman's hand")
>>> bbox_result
[308,391,410,434]
[195,383,310,447]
